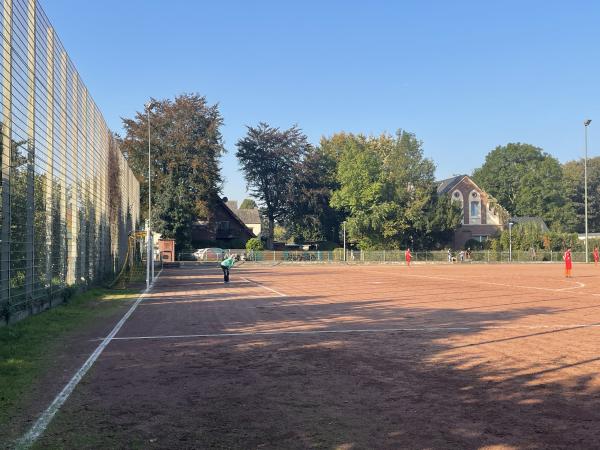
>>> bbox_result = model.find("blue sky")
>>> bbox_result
[43,0,600,202]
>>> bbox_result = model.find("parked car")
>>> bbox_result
[194,248,225,261]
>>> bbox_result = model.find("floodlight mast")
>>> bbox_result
[343,221,346,262]
[508,221,514,262]
[146,101,156,289]
[584,119,592,263]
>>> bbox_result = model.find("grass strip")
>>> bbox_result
[0,288,138,429]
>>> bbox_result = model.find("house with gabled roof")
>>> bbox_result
[191,197,256,248]
[438,175,509,249]
[226,201,262,237]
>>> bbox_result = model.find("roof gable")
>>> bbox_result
[217,198,256,237]
[437,175,467,194]
[235,208,261,224]
[437,175,490,196]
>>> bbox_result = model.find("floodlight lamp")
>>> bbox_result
[585,119,592,127]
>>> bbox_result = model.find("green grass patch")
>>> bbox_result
[0,288,139,429]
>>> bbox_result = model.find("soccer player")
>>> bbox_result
[594,246,599,266]
[563,247,572,278]
[220,254,236,283]
[405,248,412,266]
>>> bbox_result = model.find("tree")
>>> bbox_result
[240,198,257,209]
[328,131,461,249]
[492,224,578,252]
[245,237,264,251]
[563,157,600,233]
[417,188,465,249]
[283,145,342,243]
[120,93,224,248]
[236,123,311,249]
[152,173,196,249]
[514,158,577,231]
[472,143,575,231]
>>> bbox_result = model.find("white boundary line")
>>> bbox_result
[402,273,586,293]
[556,281,586,291]
[241,277,287,297]
[16,270,162,449]
[102,323,600,341]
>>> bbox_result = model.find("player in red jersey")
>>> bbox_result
[405,248,412,267]
[563,247,572,278]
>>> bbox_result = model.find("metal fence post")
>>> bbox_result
[0,0,12,318]
[24,0,36,309]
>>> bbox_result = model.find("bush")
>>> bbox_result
[496,222,580,252]
[541,231,579,251]
[246,237,264,251]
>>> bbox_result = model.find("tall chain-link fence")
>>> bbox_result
[0,0,140,324]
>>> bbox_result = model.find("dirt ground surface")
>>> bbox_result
[25,263,600,449]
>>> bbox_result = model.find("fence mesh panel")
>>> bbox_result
[178,249,584,265]
[0,0,140,323]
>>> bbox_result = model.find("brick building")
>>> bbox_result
[191,198,255,248]
[438,175,509,249]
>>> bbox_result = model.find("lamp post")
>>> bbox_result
[508,221,514,262]
[145,101,156,289]
[343,221,346,262]
[584,119,592,263]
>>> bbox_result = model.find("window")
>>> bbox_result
[470,201,480,218]
[469,191,481,224]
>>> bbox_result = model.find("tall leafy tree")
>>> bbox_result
[515,158,577,231]
[563,157,600,233]
[236,123,310,248]
[329,131,460,249]
[152,173,196,247]
[473,143,575,231]
[416,188,465,249]
[120,93,224,248]
[472,143,545,213]
[283,145,342,243]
